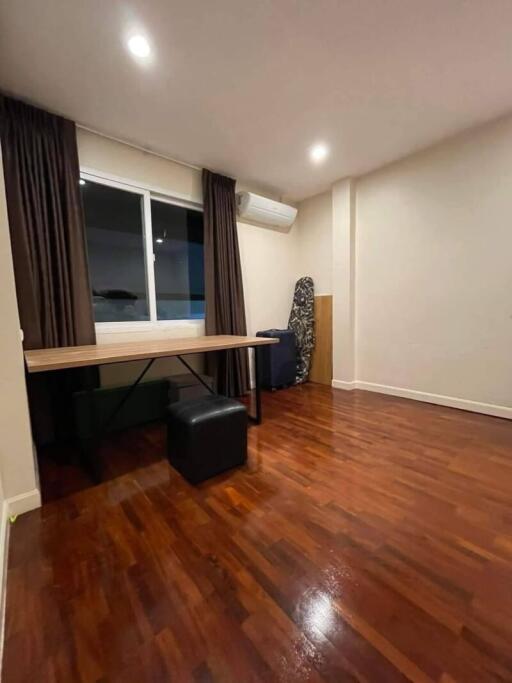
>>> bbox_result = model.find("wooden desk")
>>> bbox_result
[25,335,277,373]
[25,335,278,481]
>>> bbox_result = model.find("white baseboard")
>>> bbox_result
[331,379,356,390]
[0,488,41,670]
[6,488,41,517]
[0,499,9,675]
[331,378,512,419]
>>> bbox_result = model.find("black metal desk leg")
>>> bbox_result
[176,355,216,395]
[253,345,262,425]
[80,437,102,484]
[101,358,155,431]
[81,367,101,482]
[82,358,155,483]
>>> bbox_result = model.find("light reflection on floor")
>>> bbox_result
[300,588,338,638]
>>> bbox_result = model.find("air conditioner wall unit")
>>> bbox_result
[236,191,297,229]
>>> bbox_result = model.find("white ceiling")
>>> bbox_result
[1,0,512,200]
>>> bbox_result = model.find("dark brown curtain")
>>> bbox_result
[0,95,95,349]
[202,169,249,396]
[0,94,96,443]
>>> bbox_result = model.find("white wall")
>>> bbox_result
[296,190,332,295]
[0,148,41,517]
[292,183,356,388]
[332,179,356,388]
[355,116,512,415]
[291,116,512,417]
[238,220,299,334]
[78,129,202,203]
[77,129,301,385]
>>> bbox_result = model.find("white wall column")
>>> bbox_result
[331,178,356,389]
[0,146,40,514]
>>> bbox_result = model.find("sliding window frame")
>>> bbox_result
[80,171,157,324]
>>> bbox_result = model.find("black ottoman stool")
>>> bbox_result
[167,394,247,484]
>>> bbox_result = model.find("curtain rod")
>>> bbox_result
[76,123,202,172]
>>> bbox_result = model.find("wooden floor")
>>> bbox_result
[3,384,512,682]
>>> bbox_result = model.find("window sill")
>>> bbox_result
[95,319,205,343]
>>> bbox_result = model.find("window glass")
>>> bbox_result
[151,200,205,320]
[81,180,149,322]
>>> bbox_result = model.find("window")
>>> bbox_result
[81,173,204,325]
[82,180,149,322]
[152,199,205,320]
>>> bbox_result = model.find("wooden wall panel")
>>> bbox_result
[309,295,333,385]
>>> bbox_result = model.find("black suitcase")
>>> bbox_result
[256,329,297,390]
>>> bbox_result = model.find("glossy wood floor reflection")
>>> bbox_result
[4,385,512,682]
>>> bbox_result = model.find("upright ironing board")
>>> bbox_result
[288,276,315,383]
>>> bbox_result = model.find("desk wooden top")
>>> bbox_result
[25,335,278,373]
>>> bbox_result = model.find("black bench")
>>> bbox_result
[167,395,247,483]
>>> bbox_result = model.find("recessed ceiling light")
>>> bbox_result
[310,143,329,164]
[79,179,86,186]
[127,34,151,59]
